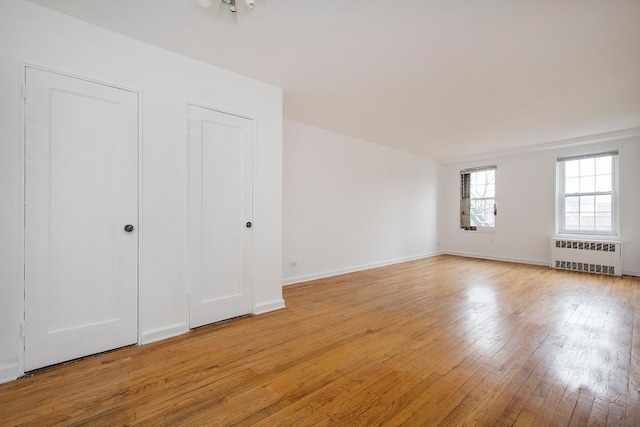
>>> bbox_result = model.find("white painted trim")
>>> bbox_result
[186,101,255,123]
[18,63,28,378]
[447,252,638,277]
[439,127,640,165]
[136,87,144,346]
[0,362,19,385]
[444,251,549,267]
[184,103,192,330]
[23,63,141,96]
[623,269,640,277]
[140,323,188,345]
[253,299,286,315]
[283,252,444,286]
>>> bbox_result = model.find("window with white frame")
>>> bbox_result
[460,166,496,230]
[557,151,618,235]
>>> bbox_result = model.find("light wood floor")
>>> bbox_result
[1,255,638,426]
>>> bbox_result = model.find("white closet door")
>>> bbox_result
[24,68,139,371]
[188,105,254,328]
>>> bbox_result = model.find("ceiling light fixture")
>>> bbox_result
[196,0,266,28]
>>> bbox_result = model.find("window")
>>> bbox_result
[557,151,618,235]
[460,166,496,230]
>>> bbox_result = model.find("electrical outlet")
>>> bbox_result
[289,261,297,268]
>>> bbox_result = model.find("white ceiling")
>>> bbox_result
[26,0,640,161]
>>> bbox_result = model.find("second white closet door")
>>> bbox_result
[188,105,254,328]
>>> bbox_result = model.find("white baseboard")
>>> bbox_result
[140,323,188,345]
[283,252,444,286]
[444,251,549,267]
[0,362,19,385]
[282,250,634,286]
[254,299,286,315]
[623,268,640,277]
[447,252,640,277]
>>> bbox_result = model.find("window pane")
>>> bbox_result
[580,175,595,193]
[470,200,481,226]
[484,200,495,227]
[579,213,595,231]
[470,170,495,198]
[565,177,579,193]
[595,174,612,192]
[595,156,612,175]
[470,184,481,198]
[470,198,495,227]
[579,195,595,213]
[478,171,487,185]
[595,195,611,213]
[595,213,611,231]
[484,182,495,198]
[565,213,579,230]
[565,196,579,213]
[565,160,580,178]
[580,158,595,176]
[470,173,482,197]
[470,200,479,226]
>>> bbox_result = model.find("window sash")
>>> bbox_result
[561,190,613,197]
[461,165,497,173]
[557,152,618,236]
[557,150,618,163]
[460,166,496,230]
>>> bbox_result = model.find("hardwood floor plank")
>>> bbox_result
[588,397,611,426]
[568,386,597,427]
[627,278,640,427]
[0,255,637,426]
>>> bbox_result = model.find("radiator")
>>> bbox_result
[550,238,622,276]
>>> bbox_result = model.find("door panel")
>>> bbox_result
[188,105,253,328]
[24,68,138,371]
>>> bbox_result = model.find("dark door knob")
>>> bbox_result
[245,222,252,228]
[124,224,134,232]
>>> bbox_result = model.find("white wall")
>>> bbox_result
[283,120,440,284]
[440,137,640,276]
[0,0,283,383]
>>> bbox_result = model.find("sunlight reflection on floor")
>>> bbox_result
[465,284,501,352]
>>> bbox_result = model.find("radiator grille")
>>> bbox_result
[550,238,622,276]
[554,240,616,252]
[554,260,616,275]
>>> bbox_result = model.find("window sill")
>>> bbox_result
[459,228,497,234]
[553,233,621,241]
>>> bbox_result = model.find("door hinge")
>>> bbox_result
[187,291,192,305]
[186,116,190,130]
[20,321,26,338]
[21,83,26,100]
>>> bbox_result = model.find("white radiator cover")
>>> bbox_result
[550,238,622,276]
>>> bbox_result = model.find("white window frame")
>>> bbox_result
[556,150,619,237]
[460,165,497,232]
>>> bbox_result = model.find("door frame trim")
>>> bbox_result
[184,101,257,330]
[19,64,142,377]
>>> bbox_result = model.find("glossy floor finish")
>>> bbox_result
[1,255,638,426]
